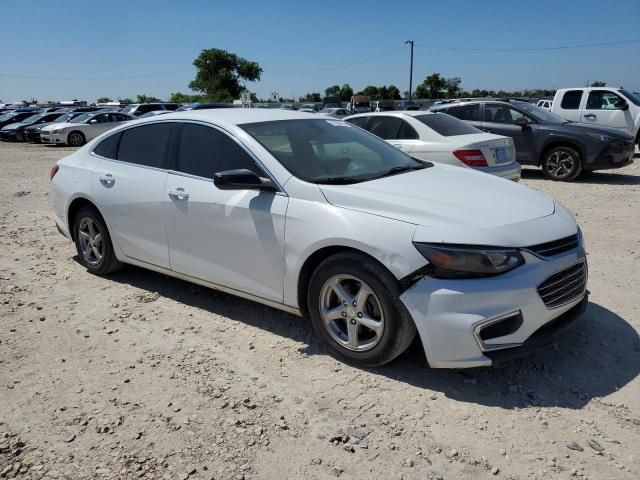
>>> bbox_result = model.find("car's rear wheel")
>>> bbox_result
[541,146,582,181]
[67,131,86,147]
[73,206,122,275]
[307,252,416,367]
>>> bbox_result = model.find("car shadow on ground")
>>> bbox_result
[520,167,640,185]
[105,264,640,410]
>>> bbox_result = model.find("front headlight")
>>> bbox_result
[585,132,611,142]
[413,243,524,279]
[51,128,65,134]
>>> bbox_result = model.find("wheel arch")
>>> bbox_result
[67,129,86,146]
[67,197,105,242]
[538,139,584,166]
[296,245,399,316]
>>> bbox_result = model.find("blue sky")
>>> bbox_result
[2,0,639,102]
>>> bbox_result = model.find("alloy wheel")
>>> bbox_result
[319,274,384,352]
[546,151,576,178]
[68,132,84,146]
[77,217,103,266]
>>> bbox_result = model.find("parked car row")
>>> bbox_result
[51,108,589,369]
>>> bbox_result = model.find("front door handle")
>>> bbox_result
[583,113,596,119]
[168,188,189,200]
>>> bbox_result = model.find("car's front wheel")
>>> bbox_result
[73,206,122,275]
[541,146,582,181]
[307,252,416,367]
[67,131,86,147]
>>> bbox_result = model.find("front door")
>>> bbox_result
[481,103,537,165]
[580,90,632,132]
[164,122,288,302]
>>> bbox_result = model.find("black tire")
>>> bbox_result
[73,206,122,275]
[541,146,582,181]
[67,131,86,147]
[307,252,416,367]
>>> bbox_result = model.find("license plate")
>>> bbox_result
[495,147,508,163]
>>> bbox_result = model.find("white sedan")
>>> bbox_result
[50,110,587,368]
[346,111,521,181]
[40,111,133,146]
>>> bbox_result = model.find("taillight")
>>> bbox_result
[453,149,488,167]
[50,164,59,181]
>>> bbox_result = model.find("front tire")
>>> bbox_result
[73,206,122,275]
[307,252,416,367]
[541,146,582,181]
[67,131,86,147]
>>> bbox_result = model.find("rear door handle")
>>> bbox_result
[168,188,189,200]
[583,114,596,119]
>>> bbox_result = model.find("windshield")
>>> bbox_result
[513,102,568,124]
[240,119,428,184]
[121,105,137,114]
[0,113,16,121]
[415,113,481,136]
[619,89,640,106]
[22,113,46,124]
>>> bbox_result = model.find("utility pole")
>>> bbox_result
[405,40,414,101]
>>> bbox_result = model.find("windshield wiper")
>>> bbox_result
[369,162,429,180]
[312,176,364,185]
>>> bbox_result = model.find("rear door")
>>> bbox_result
[481,103,537,165]
[91,123,174,268]
[555,90,583,122]
[580,89,632,132]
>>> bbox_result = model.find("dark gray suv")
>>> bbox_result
[432,100,634,181]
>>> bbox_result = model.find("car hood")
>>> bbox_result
[549,121,634,139]
[26,121,54,131]
[318,164,556,228]
[41,122,79,132]
[1,122,26,131]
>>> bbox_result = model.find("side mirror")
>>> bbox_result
[615,100,629,111]
[213,169,277,192]
[89,119,97,124]
[514,117,529,128]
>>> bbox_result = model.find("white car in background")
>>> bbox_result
[320,107,352,118]
[537,99,553,110]
[40,111,133,146]
[345,111,521,181]
[50,109,587,369]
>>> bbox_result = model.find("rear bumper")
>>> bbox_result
[474,162,522,182]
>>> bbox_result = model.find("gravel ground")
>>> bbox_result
[1,142,639,480]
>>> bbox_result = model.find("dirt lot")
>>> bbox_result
[1,142,639,480]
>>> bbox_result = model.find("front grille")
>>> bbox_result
[537,261,587,308]
[527,234,579,257]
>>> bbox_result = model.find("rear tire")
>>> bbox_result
[67,131,86,147]
[73,206,122,275]
[307,252,416,367]
[541,146,582,181]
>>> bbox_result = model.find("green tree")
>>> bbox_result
[136,94,161,103]
[324,85,341,97]
[169,92,205,103]
[414,73,446,99]
[590,80,606,87]
[387,85,401,100]
[118,97,134,104]
[339,84,354,101]
[97,97,113,103]
[444,77,462,98]
[361,85,380,100]
[299,92,322,102]
[189,48,262,102]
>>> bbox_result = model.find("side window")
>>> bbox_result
[397,120,418,140]
[114,114,130,122]
[586,90,624,110]
[176,123,263,178]
[446,104,480,121]
[561,90,583,110]
[117,123,173,168]
[367,116,402,139]
[92,114,110,123]
[345,117,368,128]
[484,104,532,125]
[93,132,121,159]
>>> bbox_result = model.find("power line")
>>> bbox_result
[415,38,640,52]
[0,68,193,81]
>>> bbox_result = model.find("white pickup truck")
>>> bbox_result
[551,87,640,144]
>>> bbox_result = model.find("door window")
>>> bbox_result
[92,113,111,123]
[586,90,624,110]
[175,123,263,179]
[366,116,402,139]
[397,120,418,139]
[484,104,533,125]
[445,104,480,121]
[345,117,368,128]
[560,90,583,109]
[117,123,173,168]
[93,132,122,159]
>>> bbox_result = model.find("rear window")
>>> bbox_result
[93,132,121,159]
[445,104,480,122]
[560,90,583,110]
[414,113,480,136]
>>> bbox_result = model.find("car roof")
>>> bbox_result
[347,111,435,118]
[127,108,322,126]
